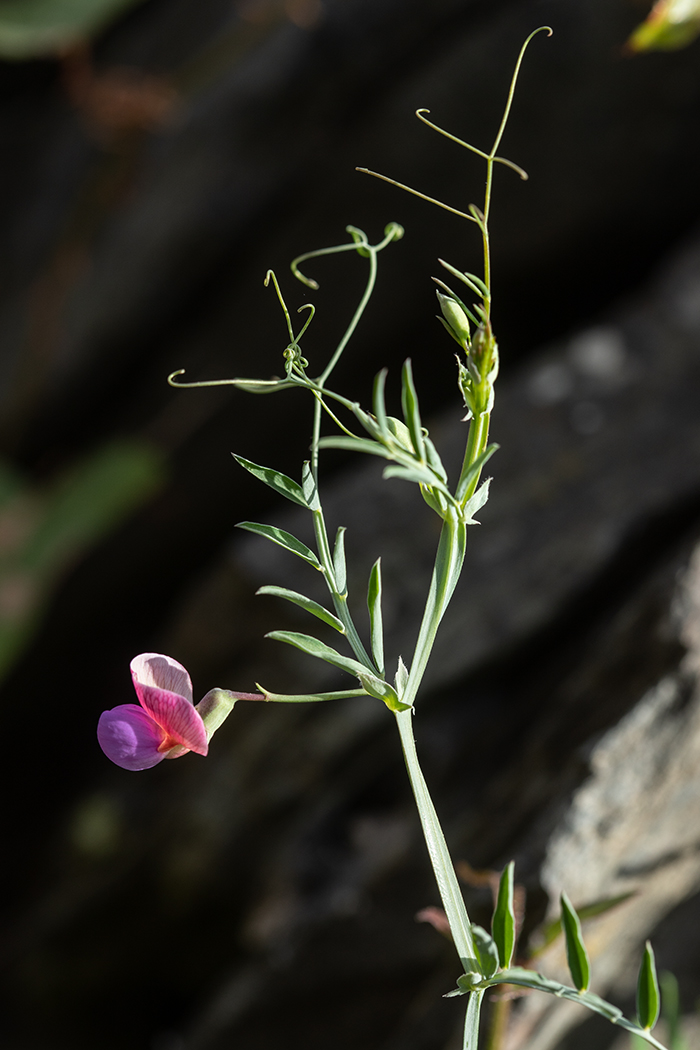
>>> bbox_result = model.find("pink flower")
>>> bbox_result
[98,653,209,771]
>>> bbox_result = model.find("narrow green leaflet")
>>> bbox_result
[637,942,660,1031]
[256,685,367,703]
[333,527,348,595]
[383,464,442,487]
[492,861,516,968]
[357,671,407,711]
[318,436,390,459]
[367,558,384,674]
[236,522,321,569]
[301,461,321,511]
[424,435,448,482]
[372,368,390,439]
[472,925,499,979]
[439,258,489,298]
[256,586,345,632]
[319,430,451,499]
[233,455,309,508]
[400,359,426,462]
[265,630,370,679]
[420,484,447,518]
[456,444,498,502]
[561,892,590,992]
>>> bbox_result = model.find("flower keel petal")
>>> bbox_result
[97,704,167,770]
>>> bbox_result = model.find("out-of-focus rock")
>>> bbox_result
[501,543,700,1049]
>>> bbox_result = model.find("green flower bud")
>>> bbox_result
[436,291,471,347]
[471,323,496,366]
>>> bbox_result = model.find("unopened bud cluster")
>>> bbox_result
[436,288,499,420]
[457,322,499,418]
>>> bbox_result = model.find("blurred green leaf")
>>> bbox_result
[561,892,590,992]
[492,861,516,969]
[660,971,688,1050]
[638,942,661,1031]
[21,441,161,575]
[627,0,700,52]
[0,440,163,681]
[0,0,148,59]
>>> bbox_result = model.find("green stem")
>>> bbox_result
[458,408,491,502]
[464,990,486,1050]
[395,706,475,969]
[318,249,378,386]
[403,507,466,708]
[316,224,399,390]
[482,163,493,315]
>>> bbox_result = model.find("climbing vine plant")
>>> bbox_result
[96,27,671,1050]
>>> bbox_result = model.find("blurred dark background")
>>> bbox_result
[1,1,700,1048]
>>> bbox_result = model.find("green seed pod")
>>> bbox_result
[436,291,471,347]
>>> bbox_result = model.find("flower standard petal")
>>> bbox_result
[97,704,167,770]
[130,653,193,703]
[135,683,209,756]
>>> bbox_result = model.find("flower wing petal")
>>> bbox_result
[97,704,166,770]
[130,653,193,702]
[135,684,208,755]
